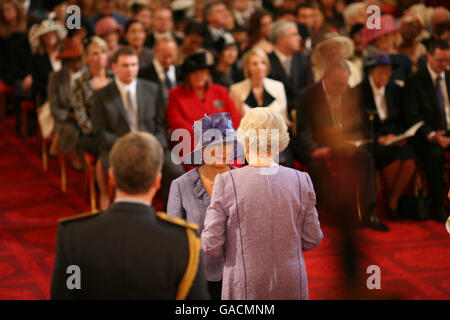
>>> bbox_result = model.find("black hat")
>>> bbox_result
[181,51,214,76]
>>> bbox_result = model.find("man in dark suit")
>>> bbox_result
[268,20,313,115]
[200,1,228,50]
[293,61,389,231]
[92,46,184,210]
[404,40,450,222]
[139,35,181,105]
[144,7,183,49]
[50,132,209,299]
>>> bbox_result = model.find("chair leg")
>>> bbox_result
[42,138,48,171]
[84,154,97,212]
[59,152,67,193]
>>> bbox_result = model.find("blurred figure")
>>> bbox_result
[201,1,228,49]
[349,23,365,75]
[123,19,153,69]
[311,32,362,88]
[95,16,123,64]
[319,0,345,31]
[353,54,416,220]
[230,0,253,28]
[168,113,241,300]
[422,7,450,49]
[145,6,182,48]
[342,2,367,33]
[202,108,323,299]
[47,36,84,170]
[139,34,180,103]
[398,13,427,72]
[211,32,243,88]
[247,7,274,54]
[268,20,313,115]
[177,21,204,65]
[231,24,248,56]
[295,2,315,51]
[293,61,389,231]
[222,4,236,32]
[88,0,128,33]
[404,40,450,223]
[128,1,152,35]
[51,131,209,300]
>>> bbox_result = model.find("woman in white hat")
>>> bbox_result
[311,32,362,88]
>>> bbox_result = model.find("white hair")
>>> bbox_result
[343,2,366,24]
[237,108,290,158]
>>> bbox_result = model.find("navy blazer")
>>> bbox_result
[353,78,407,142]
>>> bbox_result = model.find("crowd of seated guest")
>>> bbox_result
[1,0,450,227]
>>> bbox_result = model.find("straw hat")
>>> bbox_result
[311,32,354,66]
[28,19,67,54]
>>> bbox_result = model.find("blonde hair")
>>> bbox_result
[83,36,108,55]
[237,108,290,157]
[242,47,271,79]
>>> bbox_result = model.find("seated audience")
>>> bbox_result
[201,1,228,50]
[201,108,323,299]
[92,46,184,210]
[47,36,84,169]
[123,19,153,70]
[176,21,204,65]
[293,61,389,231]
[268,20,313,115]
[398,13,428,72]
[73,36,113,202]
[95,16,123,65]
[246,8,274,54]
[211,32,243,89]
[144,6,182,49]
[128,1,152,39]
[87,0,128,34]
[404,40,450,223]
[353,54,416,220]
[51,131,209,300]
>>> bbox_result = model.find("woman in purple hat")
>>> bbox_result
[167,112,243,300]
[202,108,323,300]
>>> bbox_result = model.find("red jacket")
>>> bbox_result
[167,83,242,169]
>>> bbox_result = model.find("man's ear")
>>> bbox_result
[153,172,163,192]
[108,168,115,187]
[111,62,117,73]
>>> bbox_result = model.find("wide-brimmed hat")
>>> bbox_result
[57,36,83,60]
[311,32,354,65]
[361,15,398,45]
[28,19,67,54]
[95,16,124,37]
[181,50,215,77]
[184,113,243,166]
[364,53,396,70]
[212,32,237,54]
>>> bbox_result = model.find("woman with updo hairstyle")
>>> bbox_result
[201,107,323,299]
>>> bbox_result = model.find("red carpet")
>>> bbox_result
[0,117,449,300]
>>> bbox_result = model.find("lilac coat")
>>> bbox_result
[201,165,323,300]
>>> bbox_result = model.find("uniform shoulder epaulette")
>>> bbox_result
[58,210,101,224]
[156,211,199,231]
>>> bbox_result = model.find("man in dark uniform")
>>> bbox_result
[50,132,209,299]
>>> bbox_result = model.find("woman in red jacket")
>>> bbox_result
[167,50,241,165]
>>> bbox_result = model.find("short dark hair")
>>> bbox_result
[427,39,450,55]
[296,2,313,15]
[110,46,138,64]
[203,1,223,21]
[350,23,365,38]
[124,19,144,34]
[435,21,450,37]
[110,132,164,195]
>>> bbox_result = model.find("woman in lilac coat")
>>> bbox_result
[201,108,323,300]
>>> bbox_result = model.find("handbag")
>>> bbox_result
[37,101,55,139]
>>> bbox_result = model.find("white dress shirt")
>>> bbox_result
[115,77,138,131]
[368,75,388,121]
[208,25,225,41]
[427,63,450,131]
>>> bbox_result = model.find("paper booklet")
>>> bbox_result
[346,139,373,148]
[384,121,424,146]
